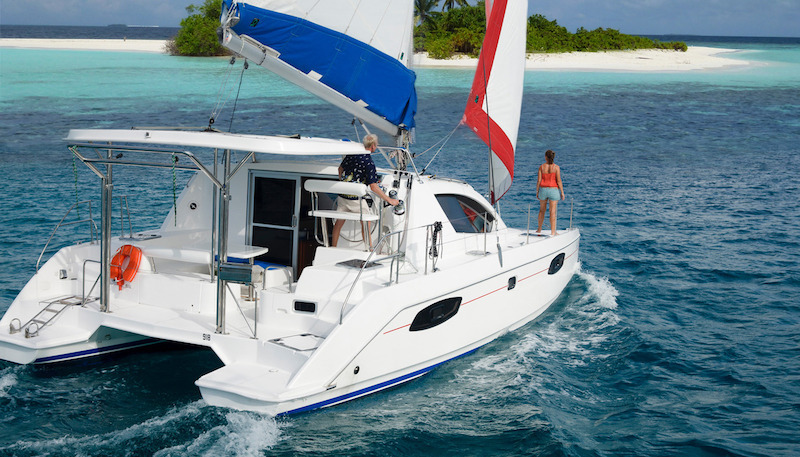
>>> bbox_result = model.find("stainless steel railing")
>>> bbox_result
[36,196,138,272]
[36,200,98,272]
[338,227,408,324]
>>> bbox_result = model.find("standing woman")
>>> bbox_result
[536,149,565,235]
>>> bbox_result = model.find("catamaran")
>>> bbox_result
[0,0,579,415]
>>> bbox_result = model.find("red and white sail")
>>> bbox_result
[462,0,527,204]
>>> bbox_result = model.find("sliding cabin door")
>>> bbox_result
[248,173,300,276]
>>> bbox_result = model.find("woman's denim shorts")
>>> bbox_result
[539,187,560,201]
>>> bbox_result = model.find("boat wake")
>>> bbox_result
[465,265,621,376]
[0,400,282,457]
[0,365,19,399]
[153,405,282,457]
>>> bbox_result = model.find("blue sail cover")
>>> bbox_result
[223,1,417,129]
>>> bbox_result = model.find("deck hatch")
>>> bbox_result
[336,259,381,269]
[409,297,461,332]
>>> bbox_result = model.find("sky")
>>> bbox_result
[1,0,798,37]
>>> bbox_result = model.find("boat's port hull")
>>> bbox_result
[0,327,160,365]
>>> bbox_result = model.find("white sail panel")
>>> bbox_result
[239,0,415,66]
[221,1,417,134]
[462,0,527,204]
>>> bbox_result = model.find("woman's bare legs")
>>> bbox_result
[537,200,547,233]
[550,200,558,235]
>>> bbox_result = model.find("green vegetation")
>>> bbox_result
[415,2,687,59]
[525,14,688,53]
[166,0,229,57]
[415,2,487,58]
[168,0,687,58]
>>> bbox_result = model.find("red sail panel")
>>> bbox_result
[462,0,527,204]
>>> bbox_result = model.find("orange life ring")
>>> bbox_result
[110,244,143,290]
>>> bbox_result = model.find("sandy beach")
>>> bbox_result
[415,46,752,72]
[0,38,752,72]
[0,38,168,54]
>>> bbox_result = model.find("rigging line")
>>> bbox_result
[228,59,249,132]
[210,56,238,126]
[369,1,392,49]
[211,58,236,115]
[305,0,323,21]
[400,2,414,60]
[417,122,461,158]
[420,122,461,174]
[343,0,362,36]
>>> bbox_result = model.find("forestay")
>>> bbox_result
[462,0,527,204]
[221,0,417,138]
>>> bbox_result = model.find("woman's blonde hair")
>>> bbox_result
[363,134,379,150]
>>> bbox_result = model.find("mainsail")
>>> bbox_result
[462,0,527,204]
[220,0,417,138]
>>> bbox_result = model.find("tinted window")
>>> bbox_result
[435,194,494,233]
[252,226,292,266]
[409,297,461,331]
[253,177,295,226]
[548,253,565,275]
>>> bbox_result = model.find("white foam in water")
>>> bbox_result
[0,369,18,398]
[154,409,281,457]
[4,400,279,456]
[464,267,623,381]
[0,366,23,400]
[576,268,619,310]
[6,401,207,453]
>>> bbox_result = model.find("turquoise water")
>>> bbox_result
[1,40,799,456]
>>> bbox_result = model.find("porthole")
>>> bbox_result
[548,253,565,275]
[410,297,461,332]
[508,276,517,290]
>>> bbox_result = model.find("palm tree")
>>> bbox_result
[415,0,438,25]
[441,0,469,12]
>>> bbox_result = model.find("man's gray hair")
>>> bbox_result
[363,134,379,150]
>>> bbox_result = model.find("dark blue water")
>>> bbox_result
[1,34,799,456]
[0,24,180,39]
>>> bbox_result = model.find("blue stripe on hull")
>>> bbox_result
[33,338,161,363]
[280,347,481,416]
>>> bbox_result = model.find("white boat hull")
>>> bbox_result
[0,134,580,416]
[196,231,579,415]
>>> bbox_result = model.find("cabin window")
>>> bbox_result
[253,177,295,227]
[435,194,494,233]
[548,253,565,275]
[409,297,461,331]
[508,276,517,290]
